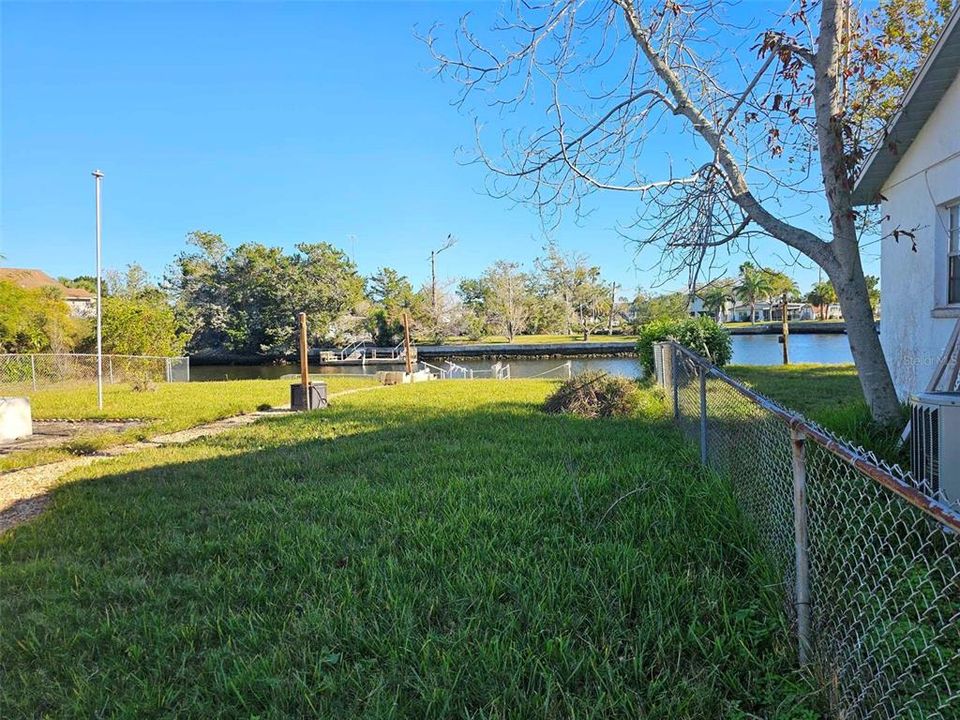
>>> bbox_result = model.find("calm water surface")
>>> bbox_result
[190,333,853,381]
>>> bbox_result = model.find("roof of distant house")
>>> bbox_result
[851,4,960,206]
[0,268,95,300]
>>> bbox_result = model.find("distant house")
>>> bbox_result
[851,5,960,398]
[687,296,718,319]
[0,268,96,318]
[726,301,815,323]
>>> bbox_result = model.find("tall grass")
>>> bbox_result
[727,364,908,464]
[1,381,819,718]
[1,376,377,471]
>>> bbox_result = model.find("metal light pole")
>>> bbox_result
[429,234,456,311]
[93,170,104,410]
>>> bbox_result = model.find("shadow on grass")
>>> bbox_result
[1,394,818,718]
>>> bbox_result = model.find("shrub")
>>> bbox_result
[636,317,732,374]
[543,371,639,418]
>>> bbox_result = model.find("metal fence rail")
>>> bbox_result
[0,353,190,391]
[653,341,959,720]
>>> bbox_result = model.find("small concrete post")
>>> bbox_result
[30,355,36,391]
[791,428,812,665]
[699,369,708,465]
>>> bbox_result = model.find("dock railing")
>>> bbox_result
[652,341,959,719]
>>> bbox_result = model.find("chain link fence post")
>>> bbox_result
[699,368,708,465]
[790,428,812,666]
[30,354,37,391]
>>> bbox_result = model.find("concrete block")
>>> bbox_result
[0,397,33,442]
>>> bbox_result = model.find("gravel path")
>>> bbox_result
[0,385,389,534]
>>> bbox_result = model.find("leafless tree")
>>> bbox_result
[425,0,901,424]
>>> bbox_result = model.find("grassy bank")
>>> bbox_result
[726,364,907,464]
[1,380,817,718]
[1,375,377,472]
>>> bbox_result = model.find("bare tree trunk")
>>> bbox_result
[815,0,901,425]
[431,0,903,424]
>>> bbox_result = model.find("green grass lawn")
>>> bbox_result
[726,364,907,464]
[0,380,818,718]
[1,375,378,472]
[441,333,637,345]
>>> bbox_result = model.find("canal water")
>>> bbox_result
[190,333,854,381]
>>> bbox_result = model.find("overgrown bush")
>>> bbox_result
[543,371,639,418]
[636,317,732,374]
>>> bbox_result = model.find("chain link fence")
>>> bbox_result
[653,341,959,720]
[0,353,190,391]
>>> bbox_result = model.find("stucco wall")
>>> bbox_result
[880,71,960,398]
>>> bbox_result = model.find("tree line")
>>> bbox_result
[2,229,879,358]
[695,263,880,324]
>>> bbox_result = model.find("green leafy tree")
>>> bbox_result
[168,233,363,355]
[0,281,80,353]
[628,290,689,331]
[853,0,954,133]
[167,231,232,352]
[456,277,489,340]
[759,270,799,301]
[366,267,417,345]
[101,294,186,357]
[636,318,732,374]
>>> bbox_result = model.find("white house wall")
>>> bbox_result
[880,71,960,397]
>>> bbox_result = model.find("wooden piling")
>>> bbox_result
[298,312,310,409]
[781,293,790,365]
[402,311,413,375]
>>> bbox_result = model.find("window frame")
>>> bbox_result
[948,203,960,306]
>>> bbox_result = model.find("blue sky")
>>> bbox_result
[1,1,872,296]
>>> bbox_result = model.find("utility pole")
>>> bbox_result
[429,234,456,312]
[92,169,104,410]
[347,234,357,264]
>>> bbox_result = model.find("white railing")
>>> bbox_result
[338,339,369,360]
[418,361,512,380]
[444,361,473,379]
[525,361,573,380]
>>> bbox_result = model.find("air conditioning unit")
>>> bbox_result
[910,392,960,504]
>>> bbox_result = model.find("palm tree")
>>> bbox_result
[734,268,773,324]
[806,281,837,320]
[699,285,732,323]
